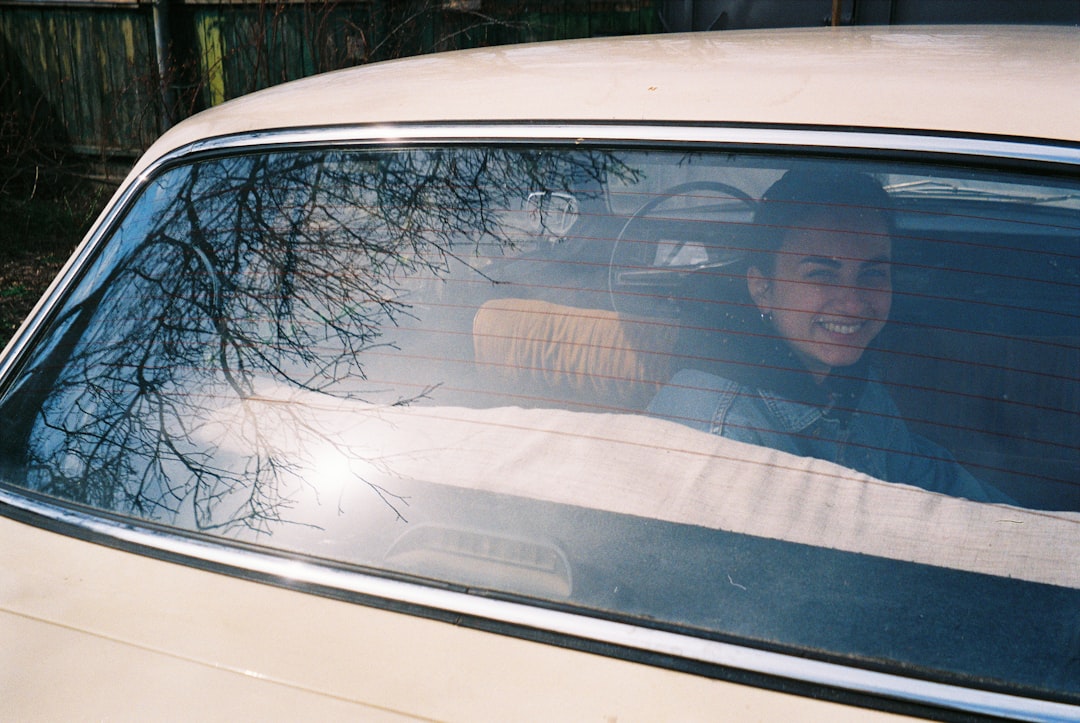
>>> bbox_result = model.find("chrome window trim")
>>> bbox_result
[167,123,1080,168]
[1,122,1078,720]
[1,487,1077,722]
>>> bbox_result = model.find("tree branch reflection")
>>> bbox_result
[9,146,639,534]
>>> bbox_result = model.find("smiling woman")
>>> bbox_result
[648,168,1012,503]
[747,170,893,377]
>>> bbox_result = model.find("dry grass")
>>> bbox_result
[0,188,108,346]
[0,251,75,343]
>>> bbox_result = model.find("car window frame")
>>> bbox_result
[1,121,1078,723]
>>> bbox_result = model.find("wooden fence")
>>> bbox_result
[0,0,661,158]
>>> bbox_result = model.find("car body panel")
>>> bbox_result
[128,26,1080,181]
[0,513,917,722]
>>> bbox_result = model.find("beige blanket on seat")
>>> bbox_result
[209,387,1080,590]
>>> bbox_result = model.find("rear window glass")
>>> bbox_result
[1,145,1077,699]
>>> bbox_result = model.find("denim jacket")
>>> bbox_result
[647,368,1010,503]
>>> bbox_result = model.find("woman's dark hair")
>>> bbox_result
[749,168,894,275]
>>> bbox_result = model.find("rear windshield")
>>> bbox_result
[1,144,1077,700]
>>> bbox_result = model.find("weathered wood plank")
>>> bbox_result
[2,0,660,156]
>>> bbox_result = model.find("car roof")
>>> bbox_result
[135,25,1078,175]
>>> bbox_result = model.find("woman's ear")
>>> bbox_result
[747,266,772,311]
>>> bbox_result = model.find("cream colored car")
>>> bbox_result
[2,26,1078,721]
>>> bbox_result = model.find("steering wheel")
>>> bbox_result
[608,181,756,314]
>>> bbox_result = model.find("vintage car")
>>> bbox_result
[1,25,1077,721]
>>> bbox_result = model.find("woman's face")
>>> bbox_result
[747,208,892,380]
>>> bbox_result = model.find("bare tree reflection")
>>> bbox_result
[2,146,638,534]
